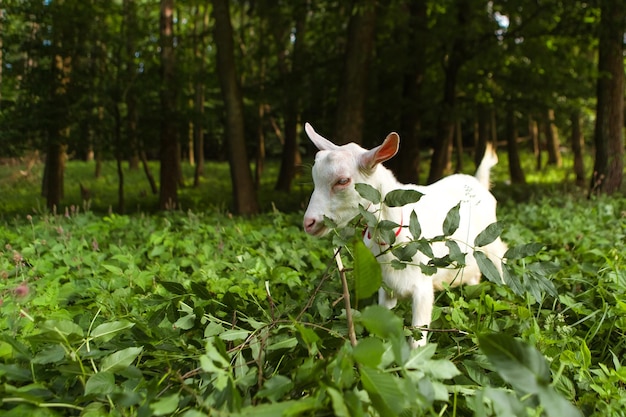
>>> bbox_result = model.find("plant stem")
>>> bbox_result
[335,248,357,347]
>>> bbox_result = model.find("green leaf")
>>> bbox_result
[40,320,84,338]
[502,263,525,295]
[266,336,298,351]
[445,240,466,265]
[443,203,460,236]
[102,264,123,276]
[31,344,65,364]
[392,241,418,262]
[408,210,421,239]
[100,346,143,373]
[537,386,584,417]
[190,281,213,300]
[353,239,382,300]
[478,333,550,394]
[256,375,294,401]
[91,320,135,343]
[160,281,187,295]
[353,337,384,368]
[474,251,502,283]
[219,329,250,341]
[360,306,404,339]
[384,189,423,207]
[85,372,115,396]
[150,393,180,416]
[355,183,381,204]
[474,222,504,247]
[326,387,351,417]
[504,243,544,259]
[360,366,404,417]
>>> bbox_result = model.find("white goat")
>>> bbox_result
[303,123,507,347]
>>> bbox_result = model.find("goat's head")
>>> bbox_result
[303,123,399,237]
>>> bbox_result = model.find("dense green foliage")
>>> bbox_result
[1,156,625,416]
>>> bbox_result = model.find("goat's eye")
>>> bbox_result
[336,178,351,186]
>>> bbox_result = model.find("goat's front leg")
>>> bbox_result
[410,281,435,348]
[378,287,398,309]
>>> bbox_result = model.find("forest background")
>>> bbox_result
[0,0,624,215]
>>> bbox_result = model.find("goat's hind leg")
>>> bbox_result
[409,281,435,348]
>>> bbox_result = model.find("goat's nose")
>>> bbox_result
[303,217,316,233]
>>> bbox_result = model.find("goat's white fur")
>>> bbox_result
[303,123,507,348]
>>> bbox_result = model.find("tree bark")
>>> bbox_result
[428,0,469,184]
[529,115,542,171]
[212,0,259,215]
[570,110,585,187]
[124,0,139,171]
[590,0,624,195]
[334,0,377,144]
[193,3,208,187]
[43,142,67,212]
[159,0,179,209]
[275,2,307,192]
[506,107,526,185]
[387,0,427,184]
[544,108,562,167]
[474,104,491,169]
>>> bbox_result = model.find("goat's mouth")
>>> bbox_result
[305,224,329,237]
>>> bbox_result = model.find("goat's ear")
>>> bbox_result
[305,122,340,151]
[360,132,400,170]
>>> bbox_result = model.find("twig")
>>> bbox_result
[335,248,357,347]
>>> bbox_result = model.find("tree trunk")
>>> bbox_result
[43,142,67,212]
[454,119,464,173]
[113,103,125,213]
[427,62,458,184]
[506,107,526,185]
[388,0,427,184]
[212,0,259,215]
[570,110,585,187]
[275,2,307,192]
[529,115,542,171]
[193,3,208,187]
[159,0,179,210]
[474,105,491,169]
[590,0,624,195]
[428,0,469,184]
[334,0,377,144]
[124,0,140,171]
[544,108,562,167]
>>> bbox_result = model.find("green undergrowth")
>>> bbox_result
[0,188,625,416]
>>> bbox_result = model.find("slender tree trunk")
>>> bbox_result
[159,0,179,209]
[529,115,541,171]
[388,0,427,184]
[275,2,307,192]
[212,0,259,215]
[124,0,140,171]
[192,4,207,187]
[113,103,125,213]
[544,108,562,167]
[570,110,585,187]
[590,0,624,195]
[43,142,67,212]
[506,106,525,184]
[334,0,377,144]
[428,0,469,183]
[474,105,491,168]
[454,119,464,172]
